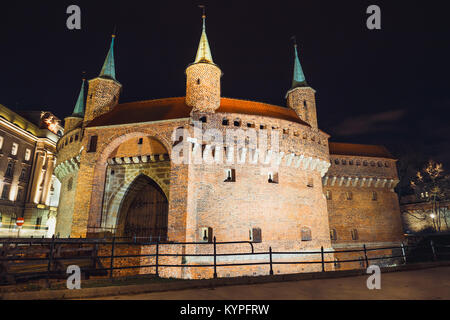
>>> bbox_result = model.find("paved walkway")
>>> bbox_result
[91,266,450,300]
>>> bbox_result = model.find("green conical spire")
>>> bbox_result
[291,43,307,89]
[99,35,116,80]
[72,79,85,117]
[194,13,214,64]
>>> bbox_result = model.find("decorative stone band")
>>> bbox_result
[107,153,169,166]
[186,140,331,177]
[322,175,400,189]
[54,155,81,181]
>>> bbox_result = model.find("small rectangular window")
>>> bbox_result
[1,184,10,200]
[330,229,337,241]
[351,229,359,241]
[11,143,18,156]
[138,138,143,145]
[250,228,262,243]
[87,135,98,152]
[301,227,312,241]
[372,191,377,201]
[307,178,314,188]
[326,190,332,200]
[346,191,353,200]
[224,169,236,182]
[199,227,213,243]
[25,148,31,161]
[268,172,278,184]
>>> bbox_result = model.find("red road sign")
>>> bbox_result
[16,218,24,227]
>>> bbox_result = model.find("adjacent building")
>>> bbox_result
[0,105,62,237]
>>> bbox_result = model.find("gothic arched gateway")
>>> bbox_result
[116,174,168,241]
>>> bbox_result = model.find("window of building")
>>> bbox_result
[303,100,308,109]
[260,124,267,130]
[199,116,207,123]
[11,143,18,156]
[67,177,73,191]
[35,217,42,230]
[377,161,383,167]
[268,172,278,184]
[349,160,354,165]
[326,190,332,200]
[19,168,27,181]
[87,135,98,152]
[1,184,10,200]
[234,119,241,127]
[334,159,339,165]
[70,136,73,143]
[75,134,79,141]
[283,128,289,135]
[356,160,361,166]
[199,227,213,243]
[301,227,312,241]
[5,162,14,178]
[341,159,347,165]
[385,162,389,167]
[24,149,31,161]
[330,229,337,241]
[307,178,314,188]
[247,123,255,128]
[363,161,368,166]
[16,188,23,201]
[222,118,229,126]
[138,138,143,145]
[224,169,236,182]
[370,161,375,167]
[249,228,262,243]
[197,78,201,85]
[372,191,377,201]
[351,229,359,241]
[0,136,3,150]
[346,191,353,200]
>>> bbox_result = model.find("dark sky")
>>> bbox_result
[1,1,449,171]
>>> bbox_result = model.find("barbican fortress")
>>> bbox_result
[54,14,403,278]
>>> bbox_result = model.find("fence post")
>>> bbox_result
[109,236,116,279]
[155,240,159,277]
[363,244,369,268]
[430,240,437,261]
[401,242,407,264]
[47,235,55,284]
[321,246,325,272]
[269,247,274,275]
[213,236,217,279]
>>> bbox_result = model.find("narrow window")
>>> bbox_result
[351,229,359,241]
[349,160,354,165]
[16,188,23,201]
[303,100,308,109]
[138,138,143,145]
[260,124,266,130]
[87,135,98,152]
[363,161,368,166]
[234,120,241,127]
[35,217,42,230]
[372,191,377,201]
[200,227,213,243]
[384,162,389,167]
[75,134,79,141]
[250,228,262,243]
[70,136,73,143]
[1,184,10,200]
[222,118,229,126]
[346,191,353,200]
[197,78,201,85]
[111,170,115,175]
[11,143,18,156]
[19,168,27,181]
[307,178,314,188]
[268,172,278,184]
[341,159,347,165]
[199,116,207,123]
[67,177,73,191]
[301,227,312,241]
[5,162,14,178]
[224,169,236,182]
[326,190,332,200]
[330,229,337,241]
[25,149,31,161]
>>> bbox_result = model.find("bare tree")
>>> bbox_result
[410,160,450,231]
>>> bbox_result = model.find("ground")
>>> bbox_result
[90,266,450,300]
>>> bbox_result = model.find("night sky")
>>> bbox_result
[1,1,449,182]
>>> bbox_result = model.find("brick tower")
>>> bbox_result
[286,41,318,128]
[185,11,222,113]
[84,35,122,124]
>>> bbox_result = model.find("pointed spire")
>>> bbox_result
[291,36,307,89]
[99,34,117,80]
[194,6,214,64]
[72,78,86,117]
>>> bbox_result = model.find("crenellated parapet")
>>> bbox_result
[54,155,81,181]
[322,175,399,190]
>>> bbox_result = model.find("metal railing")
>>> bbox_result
[0,236,449,284]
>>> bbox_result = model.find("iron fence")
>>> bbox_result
[0,235,449,285]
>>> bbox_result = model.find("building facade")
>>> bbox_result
[54,16,404,278]
[0,105,62,238]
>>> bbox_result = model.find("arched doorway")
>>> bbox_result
[116,175,168,241]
